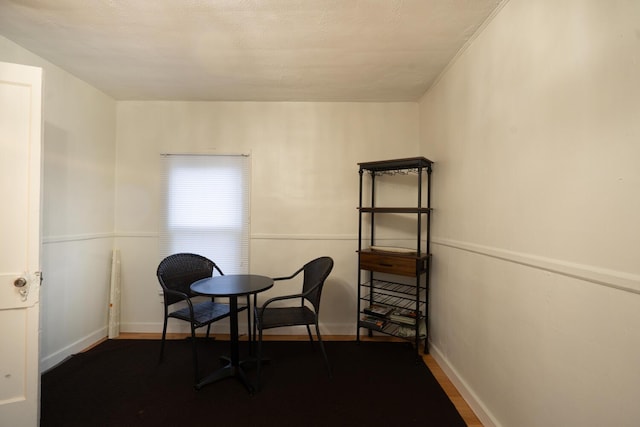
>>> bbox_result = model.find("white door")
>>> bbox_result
[0,62,43,427]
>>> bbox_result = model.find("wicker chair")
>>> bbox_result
[253,256,334,390]
[157,253,251,384]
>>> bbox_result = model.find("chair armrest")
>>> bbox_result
[255,292,305,318]
[163,288,189,301]
[258,279,322,311]
[163,288,196,314]
[261,292,304,308]
[272,265,305,282]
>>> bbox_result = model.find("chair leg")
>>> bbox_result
[252,296,258,350]
[246,296,252,354]
[160,317,168,363]
[256,327,264,391]
[191,324,199,384]
[314,322,331,378]
[306,324,315,350]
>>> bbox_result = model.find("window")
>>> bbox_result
[159,154,250,274]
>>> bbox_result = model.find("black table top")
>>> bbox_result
[190,274,273,297]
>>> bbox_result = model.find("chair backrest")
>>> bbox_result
[301,256,334,312]
[156,253,221,306]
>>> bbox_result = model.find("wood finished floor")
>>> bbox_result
[101,333,482,427]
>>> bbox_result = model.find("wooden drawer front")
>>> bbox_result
[360,252,423,277]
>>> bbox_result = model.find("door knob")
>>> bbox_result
[14,277,27,288]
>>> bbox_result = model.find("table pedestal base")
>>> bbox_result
[195,359,255,393]
[189,276,275,394]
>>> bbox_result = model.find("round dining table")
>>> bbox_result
[190,274,273,392]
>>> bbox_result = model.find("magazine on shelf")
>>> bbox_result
[360,315,387,331]
[396,319,427,338]
[363,303,393,318]
[389,309,419,325]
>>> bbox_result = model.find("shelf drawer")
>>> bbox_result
[359,252,428,276]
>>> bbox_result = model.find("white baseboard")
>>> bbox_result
[120,322,226,334]
[40,327,108,373]
[430,343,500,427]
[120,321,356,336]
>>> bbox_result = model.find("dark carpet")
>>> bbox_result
[41,339,466,427]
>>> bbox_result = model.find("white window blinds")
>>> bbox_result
[159,154,250,274]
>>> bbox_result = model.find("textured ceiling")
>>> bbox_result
[0,0,503,101]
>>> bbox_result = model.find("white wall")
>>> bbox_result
[0,36,117,371]
[115,101,419,335]
[0,32,419,365]
[419,1,640,426]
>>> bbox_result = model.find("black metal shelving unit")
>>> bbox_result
[356,157,433,357]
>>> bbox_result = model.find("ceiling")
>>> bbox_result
[0,0,503,102]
